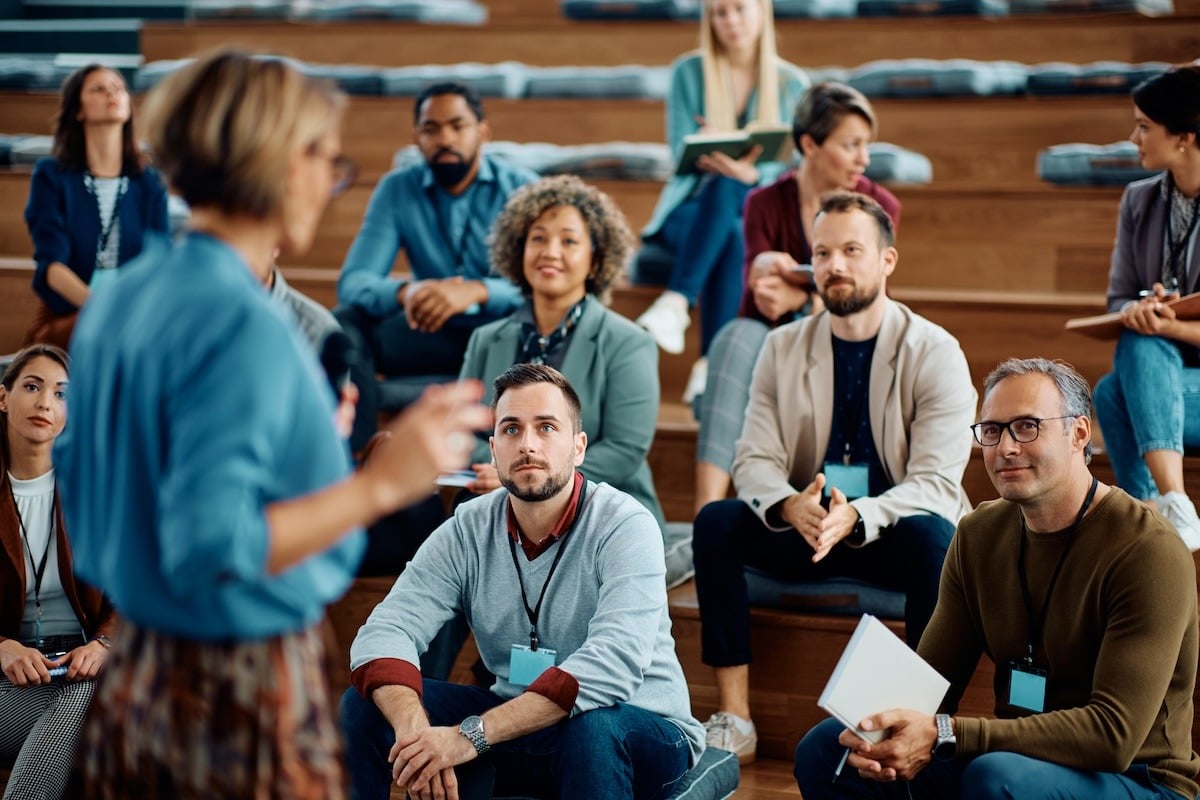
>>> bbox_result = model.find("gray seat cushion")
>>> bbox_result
[290,0,487,23]
[1026,60,1168,96]
[1009,0,1171,12]
[773,0,858,16]
[864,143,933,185]
[188,0,291,18]
[857,0,1009,14]
[849,58,1027,96]
[381,62,527,98]
[523,65,670,100]
[744,566,906,619]
[1037,141,1155,186]
[560,0,697,20]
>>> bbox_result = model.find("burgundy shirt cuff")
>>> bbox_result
[525,666,579,713]
[351,658,423,700]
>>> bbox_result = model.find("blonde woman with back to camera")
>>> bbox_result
[53,50,490,799]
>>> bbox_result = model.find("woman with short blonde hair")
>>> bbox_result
[56,50,489,798]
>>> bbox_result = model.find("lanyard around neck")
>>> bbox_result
[9,479,57,614]
[84,172,129,259]
[1016,476,1098,663]
[506,482,587,652]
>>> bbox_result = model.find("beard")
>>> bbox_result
[500,457,574,502]
[428,148,475,187]
[819,278,882,317]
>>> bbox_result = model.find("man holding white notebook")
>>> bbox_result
[795,358,1200,800]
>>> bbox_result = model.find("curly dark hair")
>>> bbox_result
[488,174,633,303]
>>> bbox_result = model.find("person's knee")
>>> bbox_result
[962,752,1041,800]
[693,500,747,561]
[340,687,386,753]
[1093,372,1119,415]
[793,718,847,798]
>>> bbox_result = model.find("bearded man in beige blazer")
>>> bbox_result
[693,190,977,765]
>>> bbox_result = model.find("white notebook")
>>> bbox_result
[818,614,950,744]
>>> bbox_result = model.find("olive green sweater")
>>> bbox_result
[920,487,1199,799]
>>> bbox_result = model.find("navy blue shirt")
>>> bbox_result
[824,334,892,498]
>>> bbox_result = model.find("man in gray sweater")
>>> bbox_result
[340,363,705,800]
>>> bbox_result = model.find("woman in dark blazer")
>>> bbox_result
[459,175,668,535]
[23,64,169,349]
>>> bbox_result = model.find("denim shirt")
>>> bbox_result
[57,232,363,640]
[336,152,537,320]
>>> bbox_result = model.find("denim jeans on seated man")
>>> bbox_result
[794,718,1190,800]
[340,681,690,800]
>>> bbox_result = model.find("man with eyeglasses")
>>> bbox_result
[334,81,538,454]
[795,357,1199,800]
[691,190,977,763]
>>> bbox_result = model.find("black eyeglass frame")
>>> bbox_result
[969,415,1078,447]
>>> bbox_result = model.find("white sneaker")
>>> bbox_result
[636,292,690,355]
[1155,491,1200,551]
[703,711,757,765]
[682,357,708,405]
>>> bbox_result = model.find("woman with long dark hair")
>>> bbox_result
[0,344,116,800]
[23,65,169,348]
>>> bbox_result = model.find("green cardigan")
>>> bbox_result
[458,297,668,533]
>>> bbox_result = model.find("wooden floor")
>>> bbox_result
[735,759,801,799]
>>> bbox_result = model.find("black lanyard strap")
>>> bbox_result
[506,482,587,652]
[1016,476,1098,663]
[9,479,57,614]
[84,173,129,259]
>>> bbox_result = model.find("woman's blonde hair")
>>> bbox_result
[700,0,781,132]
[489,175,633,304]
[140,49,347,219]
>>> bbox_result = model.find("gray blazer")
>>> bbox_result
[1107,172,1200,312]
[732,300,977,543]
[459,298,667,532]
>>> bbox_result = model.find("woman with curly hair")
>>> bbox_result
[23,64,169,349]
[458,175,667,535]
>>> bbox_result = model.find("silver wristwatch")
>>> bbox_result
[458,715,490,756]
[932,713,957,760]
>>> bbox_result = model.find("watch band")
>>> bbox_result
[933,713,956,760]
[459,716,490,756]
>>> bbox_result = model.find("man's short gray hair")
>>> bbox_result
[983,358,1093,464]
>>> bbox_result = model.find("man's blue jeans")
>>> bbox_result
[794,717,1188,799]
[340,681,690,800]
[1094,331,1200,499]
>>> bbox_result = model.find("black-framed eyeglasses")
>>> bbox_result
[969,416,1076,447]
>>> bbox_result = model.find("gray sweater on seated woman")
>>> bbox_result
[349,480,706,765]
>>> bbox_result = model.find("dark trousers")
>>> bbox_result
[692,499,954,665]
[340,681,690,800]
[794,718,1187,800]
[334,304,475,452]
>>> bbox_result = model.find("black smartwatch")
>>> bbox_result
[932,713,957,760]
[458,715,490,756]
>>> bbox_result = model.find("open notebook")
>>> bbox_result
[818,614,950,743]
[1065,291,1200,340]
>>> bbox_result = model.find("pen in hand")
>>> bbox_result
[833,746,851,783]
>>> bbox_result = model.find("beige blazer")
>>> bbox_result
[732,300,977,544]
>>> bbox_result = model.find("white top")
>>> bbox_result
[10,469,78,641]
[91,175,123,273]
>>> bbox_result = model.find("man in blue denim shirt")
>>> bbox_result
[335,82,537,451]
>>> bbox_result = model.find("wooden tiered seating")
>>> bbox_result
[139,14,1198,67]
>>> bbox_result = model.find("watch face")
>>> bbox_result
[461,716,483,735]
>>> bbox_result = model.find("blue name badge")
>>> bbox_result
[822,462,870,500]
[1006,660,1047,712]
[509,644,556,687]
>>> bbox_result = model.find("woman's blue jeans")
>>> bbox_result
[1094,331,1200,499]
[651,175,751,354]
